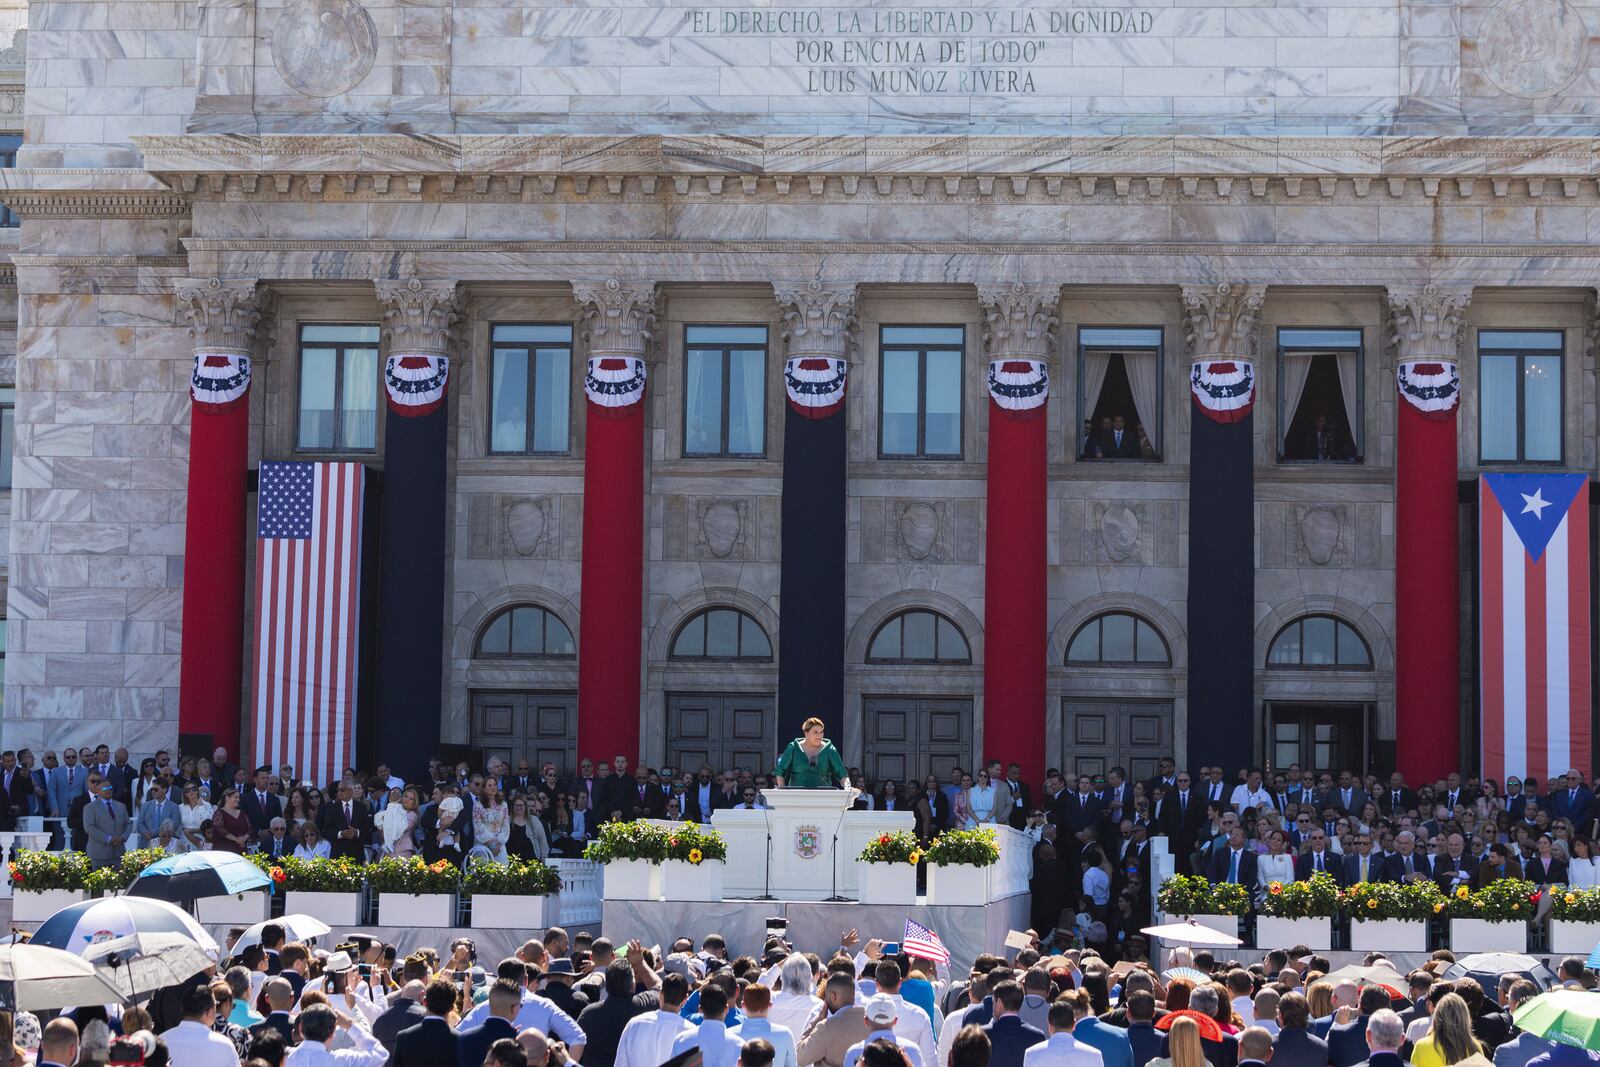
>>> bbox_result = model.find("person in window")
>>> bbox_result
[1079,420,1103,460]
[1136,424,1157,459]
[1307,415,1348,462]
[1100,414,1141,458]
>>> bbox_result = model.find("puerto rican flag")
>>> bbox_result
[1479,473,1591,784]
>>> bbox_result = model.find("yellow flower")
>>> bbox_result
[1268,882,1283,895]
[909,851,922,865]
[1567,894,1578,905]
[1367,900,1377,909]
[1456,886,1470,899]
[1512,903,1521,912]
[1433,902,1445,913]
[688,848,703,865]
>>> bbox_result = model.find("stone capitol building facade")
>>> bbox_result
[0,0,1596,786]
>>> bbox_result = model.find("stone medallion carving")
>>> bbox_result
[273,0,378,98]
[697,500,745,559]
[1099,505,1142,562]
[896,502,941,561]
[1298,506,1343,566]
[502,497,552,558]
[1477,0,1588,98]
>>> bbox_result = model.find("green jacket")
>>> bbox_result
[774,739,847,788]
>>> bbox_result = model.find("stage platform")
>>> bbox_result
[602,893,1031,971]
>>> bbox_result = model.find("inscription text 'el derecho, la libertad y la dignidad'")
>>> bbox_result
[687,8,1156,95]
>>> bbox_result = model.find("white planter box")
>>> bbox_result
[1168,914,1244,941]
[1450,918,1528,952]
[196,892,270,924]
[284,891,363,927]
[927,863,991,906]
[1349,919,1428,952]
[378,893,456,927]
[1255,916,1332,951]
[11,888,87,922]
[602,859,662,901]
[1549,920,1600,954]
[859,863,918,906]
[470,894,550,929]
[661,860,724,902]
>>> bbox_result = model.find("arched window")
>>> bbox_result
[671,608,773,659]
[1267,614,1372,668]
[475,605,576,658]
[868,610,971,663]
[1066,612,1170,665]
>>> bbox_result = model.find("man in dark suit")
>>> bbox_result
[1550,770,1594,827]
[1206,827,1258,888]
[1101,767,1134,828]
[458,979,523,1067]
[1342,832,1383,885]
[1063,775,1103,833]
[1125,991,1165,1067]
[1273,993,1331,1067]
[1328,986,1391,1067]
[1330,772,1370,817]
[1502,777,1529,823]
[1005,764,1033,830]
[683,766,720,824]
[0,751,33,831]
[623,769,665,821]
[1100,415,1141,459]
[241,766,283,834]
[316,781,371,861]
[1161,772,1207,873]
[1382,832,1430,883]
[1433,833,1478,894]
[392,978,462,1067]
[577,961,651,1067]
[1237,1026,1273,1067]
[373,981,429,1053]
[250,978,298,1048]
[982,981,1046,1067]
[1380,773,1420,817]
[1351,1006,1406,1067]
[1295,828,1343,883]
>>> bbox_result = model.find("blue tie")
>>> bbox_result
[1228,851,1239,883]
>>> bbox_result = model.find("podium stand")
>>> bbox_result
[712,788,913,901]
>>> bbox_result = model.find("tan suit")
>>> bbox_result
[798,1005,868,1067]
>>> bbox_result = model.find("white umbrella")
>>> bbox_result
[0,943,128,1011]
[82,933,216,1004]
[229,914,333,954]
[1140,920,1244,947]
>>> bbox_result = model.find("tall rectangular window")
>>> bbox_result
[0,387,13,490]
[684,325,767,457]
[489,324,572,455]
[880,325,964,458]
[297,324,379,452]
[1077,326,1162,461]
[1479,329,1563,464]
[1278,327,1363,463]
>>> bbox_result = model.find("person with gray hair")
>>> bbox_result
[225,966,264,1027]
[290,1003,387,1067]
[1364,1009,1405,1067]
[771,954,825,1036]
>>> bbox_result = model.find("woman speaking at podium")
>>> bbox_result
[774,717,848,789]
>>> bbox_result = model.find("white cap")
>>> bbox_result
[865,995,898,1026]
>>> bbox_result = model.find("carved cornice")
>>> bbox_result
[0,191,189,219]
[1385,284,1474,363]
[572,278,657,358]
[978,282,1060,361]
[774,280,857,361]
[175,278,271,355]
[375,277,462,355]
[1181,283,1266,361]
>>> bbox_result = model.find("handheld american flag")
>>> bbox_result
[1479,473,1591,783]
[902,918,950,965]
[252,462,367,787]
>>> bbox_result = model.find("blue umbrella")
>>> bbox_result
[125,852,271,902]
[1587,941,1600,971]
[30,897,218,956]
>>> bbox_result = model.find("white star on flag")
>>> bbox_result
[1521,487,1551,519]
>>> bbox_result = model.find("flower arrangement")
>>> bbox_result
[1157,875,1251,917]
[8,850,92,891]
[1553,886,1600,922]
[366,856,461,895]
[247,855,366,893]
[858,830,923,865]
[1447,878,1540,921]
[462,857,562,898]
[1259,873,1342,918]
[583,821,670,864]
[664,825,726,864]
[1341,879,1446,921]
[925,828,1000,867]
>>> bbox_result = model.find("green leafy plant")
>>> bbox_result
[663,825,727,864]
[463,857,562,898]
[1342,879,1446,921]
[858,830,923,865]
[583,821,669,864]
[367,856,460,895]
[1553,887,1600,921]
[1260,872,1342,918]
[925,828,1000,867]
[1157,875,1250,917]
[1447,878,1540,921]
[8,850,91,891]
[249,855,365,893]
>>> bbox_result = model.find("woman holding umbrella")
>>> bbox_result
[209,788,253,853]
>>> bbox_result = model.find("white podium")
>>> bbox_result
[712,788,914,901]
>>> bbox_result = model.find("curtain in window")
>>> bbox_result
[1122,350,1160,448]
[341,349,378,449]
[1334,350,1359,445]
[1082,350,1110,415]
[1280,351,1314,438]
[684,352,719,453]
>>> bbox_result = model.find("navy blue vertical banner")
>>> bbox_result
[1186,407,1255,771]
[778,404,846,746]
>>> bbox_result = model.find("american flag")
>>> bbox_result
[252,462,366,787]
[1479,473,1591,783]
[902,918,950,965]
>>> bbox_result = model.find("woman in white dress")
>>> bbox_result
[293,823,331,860]
[969,769,1000,824]
[1569,837,1600,888]
[471,777,511,864]
[1257,829,1296,892]
[177,782,214,850]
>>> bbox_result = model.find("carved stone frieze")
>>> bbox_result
[175,278,271,356]
[1297,505,1346,567]
[895,501,944,562]
[573,279,657,358]
[501,497,554,558]
[696,499,748,560]
[774,280,857,360]
[375,278,462,355]
[1181,283,1265,361]
[1385,284,1473,362]
[1096,503,1144,563]
[272,0,377,99]
[978,283,1060,361]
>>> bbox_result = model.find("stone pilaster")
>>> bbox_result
[175,278,271,357]
[1385,284,1473,363]
[375,278,462,356]
[1180,282,1266,362]
[977,282,1059,362]
[774,279,857,360]
[573,278,658,359]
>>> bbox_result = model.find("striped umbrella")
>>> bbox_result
[29,896,218,958]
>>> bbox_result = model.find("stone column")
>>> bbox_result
[773,280,857,746]
[176,277,271,757]
[373,278,461,781]
[574,279,657,769]
[978,283,1058,788]
[1387,284,1471,780]
[1181,283,1265,771]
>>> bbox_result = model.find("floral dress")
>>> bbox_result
[473,800,511,862]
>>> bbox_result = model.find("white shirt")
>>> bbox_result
[844,1029,925,1067]
[884,992,937,1067]
[671,1019,745,1067]
[159,1020,242,1067]
[1571,857,1600,889]
[1024,1032,1105,1067]
[284,1025,388,1067]
[617,1008,695,1067]
[1083,867,1111,906]
[769,991,825,1037]
[1231,996,1256,1026]
[731,1017,799,1067]
[1230,784,1271,811]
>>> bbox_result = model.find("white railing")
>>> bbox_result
[552,859,602,926]
[991,825,1035,900]
[0,833,54,898]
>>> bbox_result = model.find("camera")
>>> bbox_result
[882,942,901,956]
[764,917,787,940]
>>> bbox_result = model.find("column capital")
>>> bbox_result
[1181,282,1265,361]
[175,277,271,355]
[573,278,658,358]
[978,282,1059,361]
[774,279,858,360]
[1385,284,1473,363]
[375,278,462,356]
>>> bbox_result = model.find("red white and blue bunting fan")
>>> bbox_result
[1396,360,1460,420]
[987,358,1049,419]
[584,356,647,417]
[190,353,251,414]
[1190,359,1255,424]
[783,356,847,419]
[383,354,448,417]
